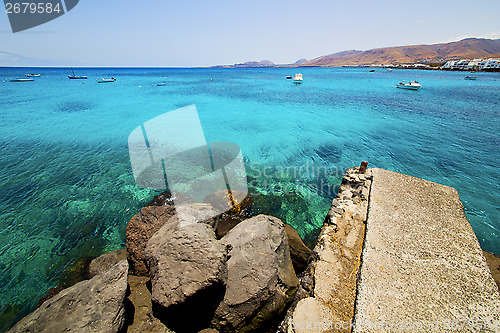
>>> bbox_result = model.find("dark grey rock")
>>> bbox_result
[145,223,230,332]
[89,249,127,278]
[9,260,129,333]
[212,215,299,333]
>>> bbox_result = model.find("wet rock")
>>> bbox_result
[9,261,129,333]
[284,224,312,274]
[212,215,299,333]
[89,249,127,278]
[146,223,230,332]
[126,206,178,276]
[147,190,191,207]
[37,286,64,308]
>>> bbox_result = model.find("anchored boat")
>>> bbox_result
[293,73,303,84]
[9,78,34,82]
[396,80,421,91]
[68,68,87,80]
[97,77,116,83]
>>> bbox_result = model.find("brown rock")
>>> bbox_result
[145,223,230,332]
[284,224,312,274]
[213,215,299,332]
[126,206,178,276]
[89,249,127,278]
[9,261,129,333]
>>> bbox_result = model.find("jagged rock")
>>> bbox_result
[146,223,230,332]
[9,260,129,333]
[212,215,299,333]
[126,206,178,276]
[284,224,312,274]
[126,275,174,333]
[126,202,223,276]
[89,249,127,278]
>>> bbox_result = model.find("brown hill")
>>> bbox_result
[303,38,500,67]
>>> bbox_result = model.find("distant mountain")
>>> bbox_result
[291,58,308,65]
[0,50,62,67]
[302,38,500,67]
[216,60,276,68]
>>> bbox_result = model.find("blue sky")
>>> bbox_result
[1,0,500,67]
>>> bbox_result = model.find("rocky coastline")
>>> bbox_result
[7,166,500,333]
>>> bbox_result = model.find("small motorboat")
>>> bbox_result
[157,82,166,86]
[9,78,34,82]
[25,73,40,77]
[465,76,477,80]
[286,75,292,79]
[369,69,376,72]
[97,77,116,83]
[293,73,303,84]
[396,80,421,91]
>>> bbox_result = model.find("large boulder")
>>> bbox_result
[9,260,129,333]
[89,249,127,278]
[126,203,220,276]
[145,222,231,332]
[284,224,312,274]
[212,215,299,332]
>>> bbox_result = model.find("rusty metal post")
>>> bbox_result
[359,161,368,173]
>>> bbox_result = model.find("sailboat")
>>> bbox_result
[68,68,87,80]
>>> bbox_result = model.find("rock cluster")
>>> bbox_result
[13,189,310,333]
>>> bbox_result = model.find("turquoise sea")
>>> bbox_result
[0,67,499,330]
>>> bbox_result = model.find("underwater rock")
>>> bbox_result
[212,215,299,333]
[146,223,230,332]
[9,260,129,333]
[89,249,127,278]
[314,144,342,163]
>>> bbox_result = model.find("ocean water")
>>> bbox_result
[0,67,499,330]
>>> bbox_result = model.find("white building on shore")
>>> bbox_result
[441,58,500,70]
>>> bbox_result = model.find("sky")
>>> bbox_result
[1,0,500,67]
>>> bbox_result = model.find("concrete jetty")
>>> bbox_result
[283,167,500,333]
[354,168,500,332]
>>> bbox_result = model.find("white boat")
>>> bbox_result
[396,80,421,91]
[293,73,303,84]
[25,73,40,77]
[97,77,116,83]
[9,78,34,82]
